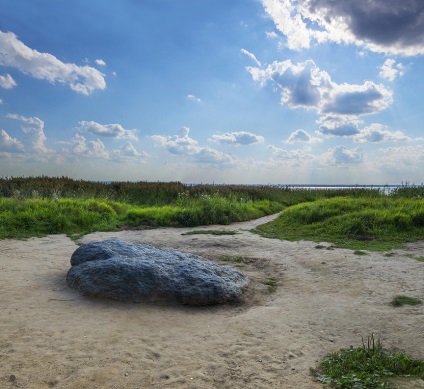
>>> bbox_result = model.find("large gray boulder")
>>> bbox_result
[66,239,249,305]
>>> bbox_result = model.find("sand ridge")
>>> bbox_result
[1,213,423,388]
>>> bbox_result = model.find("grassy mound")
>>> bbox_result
[254,196,424,250]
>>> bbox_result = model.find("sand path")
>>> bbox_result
[1,213,423,388]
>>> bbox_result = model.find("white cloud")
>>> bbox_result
[247,59,392,116]
[0,129,24,152]
[240,48,262,67]
[152,127,236,166]
[77,121,138,141]
[317,116,362,137]
[0,31,106,95]
[261,0,312,51]
[354,123,411,143]
[7,113,53,153]
[268,144,313,160]
[0,73,16,89]
[64,133,109,159]
[209,131,264,145]
[186,94,202,103]
[285,129,321,144]
[151,126,198,155]
[95,59,106,66]
[265,31,278,39]
[323,145,364,165]
[379,59,405,81]
[261,0,424,56]
[112,141,148,161]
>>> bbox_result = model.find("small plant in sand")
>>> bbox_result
[353,250,368,256]
[391,295,422,307]
[311,334,424,388]
[263,277,277,293]
[182,230,239,236]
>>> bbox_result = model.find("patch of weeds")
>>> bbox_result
[68,233,82,241]
[391,295,422,307]
[315,244,335,250]
[182,230,239,236]
[219,255,259,265]
[403,253,424,262]
[220,255,245,263]
[354,250,368,256]
[315,244,326,249]
[263,277,277,293]
[311,334,424,388]
[384,252,395,257]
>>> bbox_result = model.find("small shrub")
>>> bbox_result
[311,334,424,388]
[391,295,422,307]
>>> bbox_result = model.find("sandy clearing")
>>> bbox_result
[1,213,423,388]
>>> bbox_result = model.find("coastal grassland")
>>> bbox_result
[0,194,282,239]
[254,195,424,251]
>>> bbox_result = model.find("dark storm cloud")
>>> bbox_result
[306,0,424,49]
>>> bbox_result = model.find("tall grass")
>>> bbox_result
[0,195,283,239]
[3,176,424,243]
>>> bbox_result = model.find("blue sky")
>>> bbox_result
[0,0,424,184]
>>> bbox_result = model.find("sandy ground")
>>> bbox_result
[1,213,424,389]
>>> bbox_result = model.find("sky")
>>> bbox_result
[0,0,424,184]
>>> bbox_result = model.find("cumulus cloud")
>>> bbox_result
[268,144,313,160]
[241,49,262,66]
[261,0,424,56]
[186,94,202,103]
[152,127,236,166]
[0,129,24,152]
[379,59,405,81]
[0,73,16,89]
[7,113,53,153]
[111,142,148,162]
[77,121,138,141]
[151,126,199,155]
[209,131,264,145]
[0,31,106,95]
[317,116,362,136]
[95,59,106,66]
[323,145,363,165]
[247,59,392,116]
[64,133,109,159]
[354,123,411,143]
[285,129,322,144]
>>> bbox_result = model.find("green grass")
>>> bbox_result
[263,277,277,293]
[391,295,422,307]
[354,250,368,256]
[0,195,283,239]
[254,196,424,251]
[311,334,424,388]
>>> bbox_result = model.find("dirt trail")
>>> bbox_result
[1,213,423,388]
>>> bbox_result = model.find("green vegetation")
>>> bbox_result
[3,177,424,248]
[263,277,277,293]
[255,195,424,251]
[182,230,239,236]
[354,250,368,256]
[311,334,424,388]
[391,295,422,307]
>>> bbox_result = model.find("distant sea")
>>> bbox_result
[182,183,421,194]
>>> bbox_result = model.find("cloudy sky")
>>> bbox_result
[1,0,424,184]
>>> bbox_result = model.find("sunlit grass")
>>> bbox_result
[254,196,424,251]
